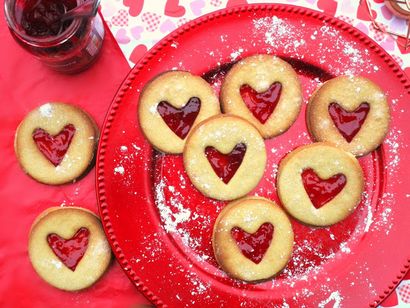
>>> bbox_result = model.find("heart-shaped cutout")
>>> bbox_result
[231,222,274,264]
[157,97,201,139]
[328,102,370,142]
[47,227,89,271]
[205,143,246,184]
[302,168,347,209]
[240,82,282,124]
[32,124,76,166]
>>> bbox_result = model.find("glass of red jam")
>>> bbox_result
[4,0,105,74]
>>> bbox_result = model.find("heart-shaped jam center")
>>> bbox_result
[231,223,274,264]
[47,227,90,271]
[328,102,370,143]
[157,97,201,139]
[302,168,347,209]
[32,124,76,166]
[240,82,282,124]
[205,143,246,184]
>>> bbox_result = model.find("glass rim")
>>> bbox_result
[3,0,84,48]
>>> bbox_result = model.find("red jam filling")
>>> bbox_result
[32,124,76,167]
[157,97,201,139]
[231,223,274,264]
[240,82,282,124]
[19,0,77,37]
[47,227,89,271]
[302,168,347,209]
[328,102,370,143]
[205,143,246,184]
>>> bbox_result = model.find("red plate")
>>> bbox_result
[97,4,410,307]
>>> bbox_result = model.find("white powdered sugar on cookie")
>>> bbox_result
[39,103,53,118]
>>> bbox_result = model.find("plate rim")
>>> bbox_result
[96,3,410,307]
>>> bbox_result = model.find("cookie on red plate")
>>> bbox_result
[277,143,364,226]
[183,115,266,201]
[138,71,220,154]
[15,102,98,185]
[307,76,390,156]
[220,54,302,138]
[212,197,294,282]
[28,206,111,291]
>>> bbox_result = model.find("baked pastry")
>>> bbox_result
[212,197,294,282]
[138,71,220,154]
[183,115,266,201]
[220,54,302,138]
[28,206,111,291]
[307,76,390,156]
[15,102,98,185]
[277,143,364,226]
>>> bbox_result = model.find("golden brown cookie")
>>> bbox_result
[183,115,266,201]
[307,76,390,156]
[138,71,220,154]
[220,54,302,138]
[15,103,98,185]
[28,206,111,291]
[212,197,294,282]
[277,143,364,226]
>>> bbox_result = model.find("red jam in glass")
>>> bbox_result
[328,102,370,143]
[302,168,347,209]
[205,143,246,184]
[5,0,105,73]
[157,97,201,139]
[231,223,274,264]
[240,82,282,124]
[32,124,76,166]
[47,227,89,271]
[20,0,76,37]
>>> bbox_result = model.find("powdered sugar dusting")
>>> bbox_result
[318,291,343,308]
[39,103,53,118]
[114,166,124,175]
[251,16,379,77]
[155,179,191,233]
[112,142,148,187]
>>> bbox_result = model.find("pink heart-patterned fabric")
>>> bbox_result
[111,9,129,27]
[123,0,144,17]
[210,0,222,7]
[141,12,162,32]
[397,283,410,304]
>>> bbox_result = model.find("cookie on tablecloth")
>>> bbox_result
[138,71,220,154]
[307,76,390,156]
[212,197,294,282]
[277,143,364,226]
[220,54,302,138]
[183,115,266,201]
[15,103,98,185]
[28,206,111,291]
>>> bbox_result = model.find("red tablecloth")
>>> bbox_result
[0,8,149,307]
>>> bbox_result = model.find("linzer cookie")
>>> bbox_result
[307,76,390,156]
[138,71,220,154]
[183,115,266,201]
[277,143,364,226]
[28,207,111,291]
[15,103,98,185]
[212,197,294,282]
[220,54,302,138]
